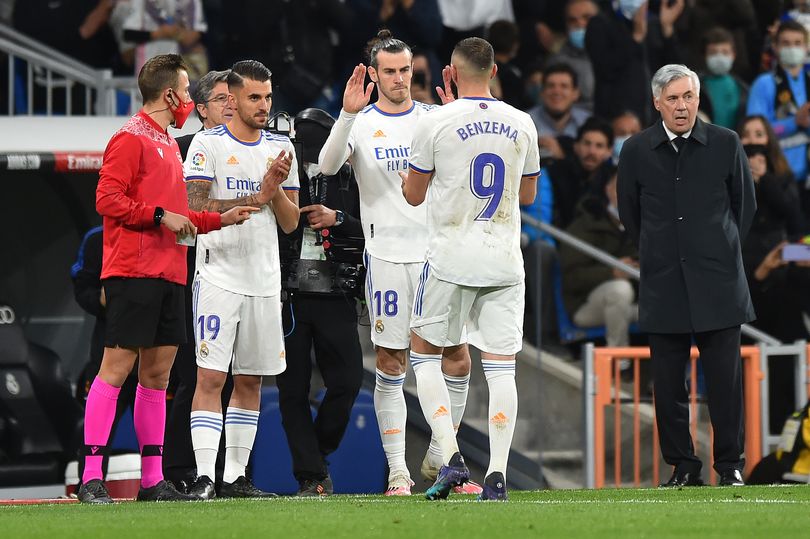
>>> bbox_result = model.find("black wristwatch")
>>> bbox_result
[334,210,345,226]
[154,206,165,227]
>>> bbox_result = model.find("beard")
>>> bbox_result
[238,108,267,130]
[379,85,409,105]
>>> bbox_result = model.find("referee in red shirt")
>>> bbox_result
[77,54,290,503]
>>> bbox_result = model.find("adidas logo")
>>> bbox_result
[383,428,402,435]
[432,406,449,419]
[373,129,386,138]
[227,155,239,165]
[490,412,509,427]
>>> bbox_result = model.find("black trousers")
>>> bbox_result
[277,294,363,482]
[649,326,745,474]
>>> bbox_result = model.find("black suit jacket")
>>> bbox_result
[617,118,756,333]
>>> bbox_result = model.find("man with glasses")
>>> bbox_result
[176,70,234,159]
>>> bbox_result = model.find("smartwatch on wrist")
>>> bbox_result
[154,207,165,227]
[334,210,345,226]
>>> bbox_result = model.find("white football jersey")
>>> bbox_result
[330,102,436,263]
[409,97,540,287]
[184,125,299,297]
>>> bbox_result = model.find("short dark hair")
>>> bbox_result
[487,20,519,55]
[367,29,412,69]
[452,37,495,73]
[227,60,272,89]
[576,116,614,146]
[703,27,735,52]
[138,54,187,104]
[776,19,808,42]
[543,62,579,88]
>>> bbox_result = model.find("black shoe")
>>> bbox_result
[719,469,745,486]
[219,476,278,498]
[77,479,113,504]
[297,474,334,497]
[478,472,508,501]
[660,470,704,488]
[187,475,216,500]
[137,479,198,502]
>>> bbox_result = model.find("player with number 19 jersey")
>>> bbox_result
[185,125,299,297]
[409,97,540,287]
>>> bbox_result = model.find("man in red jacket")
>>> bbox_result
[78,54,290,504]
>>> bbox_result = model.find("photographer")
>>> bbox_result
[276,108,364,496]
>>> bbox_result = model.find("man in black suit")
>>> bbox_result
[617,64,756,487]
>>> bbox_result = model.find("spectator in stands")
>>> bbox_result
[221,0,352,115]
[548,117,614,229]
[528,63,590,163]
[121,0,209,81]
[586,0,685,125]
[611,110,642,164]
[737,119,809,431]
[548,0,599,112]
[521,61,545,110]
[699,27,749,130]
[488,20,524,108]
[747,19,810,218]
[785,0,810,38]
[559,164,638,348]
[410,50,438,105]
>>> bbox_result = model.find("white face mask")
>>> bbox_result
[617,0,645,19]
[706,53,733,76]
[780,46,807,68]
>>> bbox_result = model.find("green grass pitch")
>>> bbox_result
[3,486,810,539]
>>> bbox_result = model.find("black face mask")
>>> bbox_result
[743,144,768,158]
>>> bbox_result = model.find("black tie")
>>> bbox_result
[673,136,687,153]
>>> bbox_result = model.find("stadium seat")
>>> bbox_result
[551,260,640,344]
[0,305,83,486]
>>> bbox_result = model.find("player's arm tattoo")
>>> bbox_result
[186,180,261,212]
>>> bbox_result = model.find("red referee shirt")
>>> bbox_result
[96,111,221,285]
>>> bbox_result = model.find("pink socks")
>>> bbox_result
[134,384,166,488]
[82,377,121,484]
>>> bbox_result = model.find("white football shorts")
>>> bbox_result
[192,275,286,376]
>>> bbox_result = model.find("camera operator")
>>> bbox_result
[276,108,364,497]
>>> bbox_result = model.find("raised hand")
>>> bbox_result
[437,65,456,104]
[221,206,260,226]
[632,2,648,43]
[257,150,293,204]
[343,63,374,113]
[659,0,685,37]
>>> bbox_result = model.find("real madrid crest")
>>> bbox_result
[267,156,275,170]
[199,341,209,358]
[374,320,385,334]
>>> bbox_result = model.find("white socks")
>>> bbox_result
[223,407,260,484]
[427,372,470,468]
[374,369,408,477]
[482,359,517,480]
[411,351,458,463]
[190,410,222,481]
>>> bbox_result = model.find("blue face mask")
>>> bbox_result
[617,0,645,20]
[612,135,630,163]
[569,28,586,50]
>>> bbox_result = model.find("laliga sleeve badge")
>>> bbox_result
[375,319,385,334]
[199,341,209,358]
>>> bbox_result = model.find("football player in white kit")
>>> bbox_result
[319,30,479,496]
[402,37,540,501]
[182,60,300,499]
